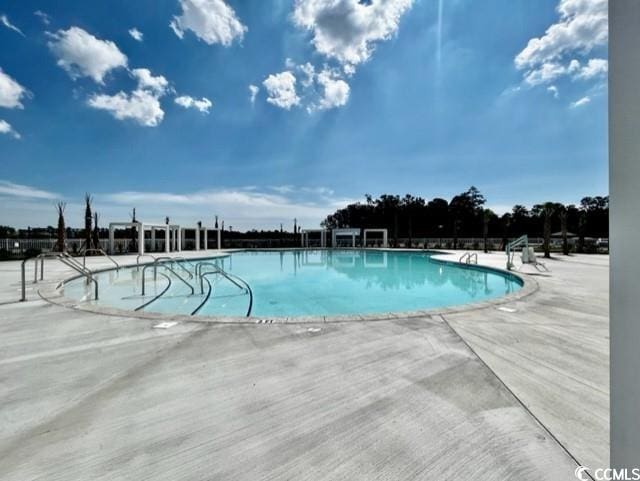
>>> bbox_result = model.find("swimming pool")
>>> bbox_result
[62,250,523,319]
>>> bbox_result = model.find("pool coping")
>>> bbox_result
[36,249,539,325]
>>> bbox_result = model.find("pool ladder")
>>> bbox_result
[136,258,252,317]
[459,252,478,265]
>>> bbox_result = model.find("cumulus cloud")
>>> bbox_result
[547,85,559,99]
[0,68,29,109]
[0,119,20,139]
[1,14,24,36]
[131,68,170,96]
[174,95,212,113]
[515,0,607,91]
[314,68,350,110]
[128,27,144,42]
[88,90,164,126]
[292,0,414,72]
[248,84,259,104]
[264,62,350,112]
[87,68,170,126]
[575,58,608,80]
[570,96,590,108]
[170,0,247,46]
[48,27,128,84]
[263,71,300,110]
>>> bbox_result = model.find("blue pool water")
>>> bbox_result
[63,250,522,318]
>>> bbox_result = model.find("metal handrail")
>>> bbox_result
[165,257,194,279]
[459,252,478,264]
[82,248,120,270]
[59,257,99,300]
[506,235,528,270]
[195,262,245,293]
[191,275,214,315]
[199,270,253,317]
[141,262,194,296]
[21,253,98,301]
[135,272,172,311]
[136,254,157,270]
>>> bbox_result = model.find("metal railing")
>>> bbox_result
[141,261,194,296]
[196,270,253,317]
[21,253,98,301]
[194,261,246,294]
[506,235,529,270]
[459,252,478,264]
[82,248,120,270]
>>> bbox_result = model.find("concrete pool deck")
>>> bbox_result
[0,250,608,480]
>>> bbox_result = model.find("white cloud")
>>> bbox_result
[314,68,350,110]
[34,10,50,25]
[1,14,24,36]
[170,0,247,46]
[129,28,144,42]
[174,95,212,113]
[523,62,568,86]
[299,62,316,87]
[0,180,56,199]
[248,84,259,104]
[0,180,354,230]
[263,71,300,110]
[47,27,128,84]
[292,0,414,71]
[88,90,164,126]
[87,67,171,126]
[570,96,590,108]
[0,119,20,139]
[547,85,559,98]
[264,62,350,112]
[515,0,607,70]
[575,58,608,80]
[0,68,29,109]
[131,68,170,96]
[101,186,355,230]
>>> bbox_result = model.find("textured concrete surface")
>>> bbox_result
[0,250,608,480]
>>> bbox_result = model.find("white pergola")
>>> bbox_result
[301,229,328,248]
[108,222,174,255]
[363,228,388,248]
[332,228,361,248]
[180,226,221,251]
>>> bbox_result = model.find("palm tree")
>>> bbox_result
[542,202,555,259]
[92,212,100,250]
[55,202,66,253]
[84,194,93,250]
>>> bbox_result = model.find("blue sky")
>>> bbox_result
[0,0,608,230]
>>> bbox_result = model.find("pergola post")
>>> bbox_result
[138,223,144,255]
[217,229,221,250]
[151,228,156,252]
[204,229,208,250]
[108,225,115,254]
[165,226,170,253]
[195,228,200,251]
[177,228,182,251]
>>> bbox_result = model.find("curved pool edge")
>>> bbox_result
[36,249,539,325]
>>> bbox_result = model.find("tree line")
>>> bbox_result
[321,187,609,254]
